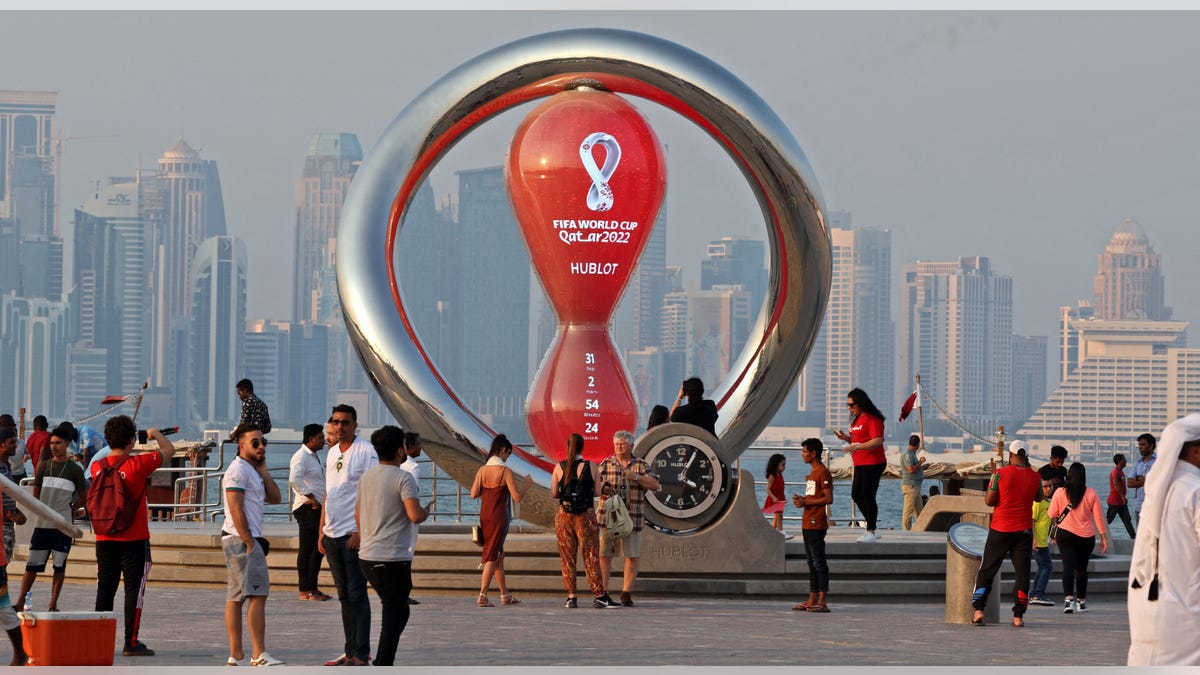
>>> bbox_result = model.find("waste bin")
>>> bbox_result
[945,522,998,625]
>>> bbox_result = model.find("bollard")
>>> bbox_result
[945,522,999,625]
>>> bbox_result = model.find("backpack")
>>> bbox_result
[604,493,634,538]
[87,455,144,536]
[559,460,594,514]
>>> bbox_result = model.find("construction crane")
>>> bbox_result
[52,133,118,237]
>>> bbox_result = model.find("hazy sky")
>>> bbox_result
[4,11,1198,342]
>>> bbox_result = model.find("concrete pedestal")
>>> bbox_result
[945,523,998,625]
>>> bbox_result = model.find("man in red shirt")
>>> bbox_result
[1106,453,1136,538]
[971,441,1042,627]
[89,416,177,657]
[24,416,49,469]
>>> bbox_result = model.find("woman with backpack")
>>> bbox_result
[550,434,617,609]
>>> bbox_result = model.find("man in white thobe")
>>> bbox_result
[1127,413,1200,666]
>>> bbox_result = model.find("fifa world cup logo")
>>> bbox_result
[506,88,666,462]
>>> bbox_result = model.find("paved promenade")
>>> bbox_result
[34,582,1130,668]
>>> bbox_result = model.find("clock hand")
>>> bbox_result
[683,478,697,488]
[677,451,698,483]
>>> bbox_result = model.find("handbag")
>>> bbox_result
[471,524,484,547]
[603,493,634,539]
[1048,504,1073,540]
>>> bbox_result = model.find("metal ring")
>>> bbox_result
[337,28,830,527]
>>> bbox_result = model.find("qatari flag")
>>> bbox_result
[899,389,921,422]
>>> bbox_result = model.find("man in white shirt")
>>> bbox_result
[221,424,283,667]
[288,423,329,601]
[318,405,380,667]
[1128,414,1200,665]
[399,432,424,605]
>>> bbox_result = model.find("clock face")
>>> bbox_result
[645,439,725,519]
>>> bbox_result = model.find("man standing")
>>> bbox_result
[16,424,86,612]
[1128,414,1200,665]
[597,430,660,607]
[0,429,26,560]
[91,416,177,657]
[1107,453,1136,538]
[289,424,329,602]
[668,377,718,435]
[231,379,271,439]
[0,416,28,486]
[318,404,379,667]
[1038,445,1069,493]
[222,424,284,666]
[970,441,1042,627]
[791,438,834,613]
[400,432,423,605]
[355,426,432,667]
[1128,433,1157,527]
[900,434,927,530]
[24,416,49,470]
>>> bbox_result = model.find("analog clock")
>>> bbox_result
[635,423,733,533]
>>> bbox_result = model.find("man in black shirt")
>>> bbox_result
[1038,445,1069,493]
[668,377,718,435]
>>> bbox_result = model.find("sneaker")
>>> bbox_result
[250,652,285,666]
[1076,599,1088,613]
[620,591,634,607]
[1029,597,1054,606]
[1063,596,1076,614]
[565,596,578,608]
[856,531,879,543]
[123,642,156,657]
[592,594,619,608]
[227,656,248,666]
[408,597,421,605]
[783,533,795,540]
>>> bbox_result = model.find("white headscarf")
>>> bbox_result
[1128,413,1200,594]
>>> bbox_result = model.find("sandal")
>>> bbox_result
[1011,616,1024,628]
[807,604,831,613]
[500,593,521,606]
[971,610,985,626]
[791,602,810,611]
[477,593,494,607]
[310,591,333,602]
[298,592,313,601]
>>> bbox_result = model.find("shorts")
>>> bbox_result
[25,527,73,573]
[0,567,16,630]
[222,535,271,602]
[599,528,642,558]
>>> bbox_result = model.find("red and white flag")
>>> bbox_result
[899,388,921,422]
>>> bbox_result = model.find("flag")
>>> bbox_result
[899,388,921,422]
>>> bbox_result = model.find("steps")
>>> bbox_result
[12,523,1131,599]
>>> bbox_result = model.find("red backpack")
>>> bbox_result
[87,455,145,535]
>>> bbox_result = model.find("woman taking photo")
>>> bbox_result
[550,434,616,609]
[470,434,533,607]
[833,388,887,543]
[1048,462,1109,614]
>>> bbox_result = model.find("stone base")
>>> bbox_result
[640,468,785,574]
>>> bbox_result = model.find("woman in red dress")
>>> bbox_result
[469,434,533,607]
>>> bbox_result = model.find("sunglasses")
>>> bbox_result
[250,438,268,449]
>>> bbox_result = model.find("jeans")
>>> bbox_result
[360,559,413,667]
[1032,546,1052,598]
[1056,529,1095,599]
[971,528,1033,617]
[1106,504,1136,539]
[851,463,886,531]
[323,534,371,660]
[94,539,151,650]
[293,504,324,592]
[802,529,829,593]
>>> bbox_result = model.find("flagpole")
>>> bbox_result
[915,373,925,450]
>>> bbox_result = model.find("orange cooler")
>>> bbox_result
[19,611,117,666]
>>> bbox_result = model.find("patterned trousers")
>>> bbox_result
[554,509,605,597]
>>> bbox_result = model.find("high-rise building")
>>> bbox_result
[148,138,227,393]
[627,207,669,354]
[688,286,752,390]
[287,322,330,429]
[0,91,56,237]
[396,180,455,372]
[66,344,108,420]
[188,236,246,425]
[292,133,361,324]
[244,319,290,426]
[701,236,767,321]
[825,219,894,429]
[0,295,69,417]
[901,256,1013,432]
[16,235,63,301]
[1010,334,1047,429]
[1020,321,1197,460]
[73,178,149,395]
[1058,301,1096,385]
[454,167,529,429]
[1093,219,1169,321]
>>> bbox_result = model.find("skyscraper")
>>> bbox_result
[1058,301,1095,385]
[292,133,362,324]
[188,236,246,425]
[148,138,227,399]
[688,286,752,390]
[0,91,56,237]
[244,319,290,425]
[1010,334,1047,429]
[701,236,767,319]
[73,178,149,395]
[0,295,69,417]
[901,256,1013,432]
[825,219,894,429]
[1093,219,1169,321]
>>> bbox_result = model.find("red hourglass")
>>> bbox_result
[506,87,666,462]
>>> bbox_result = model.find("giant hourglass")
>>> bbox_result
[506,86,666,462]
